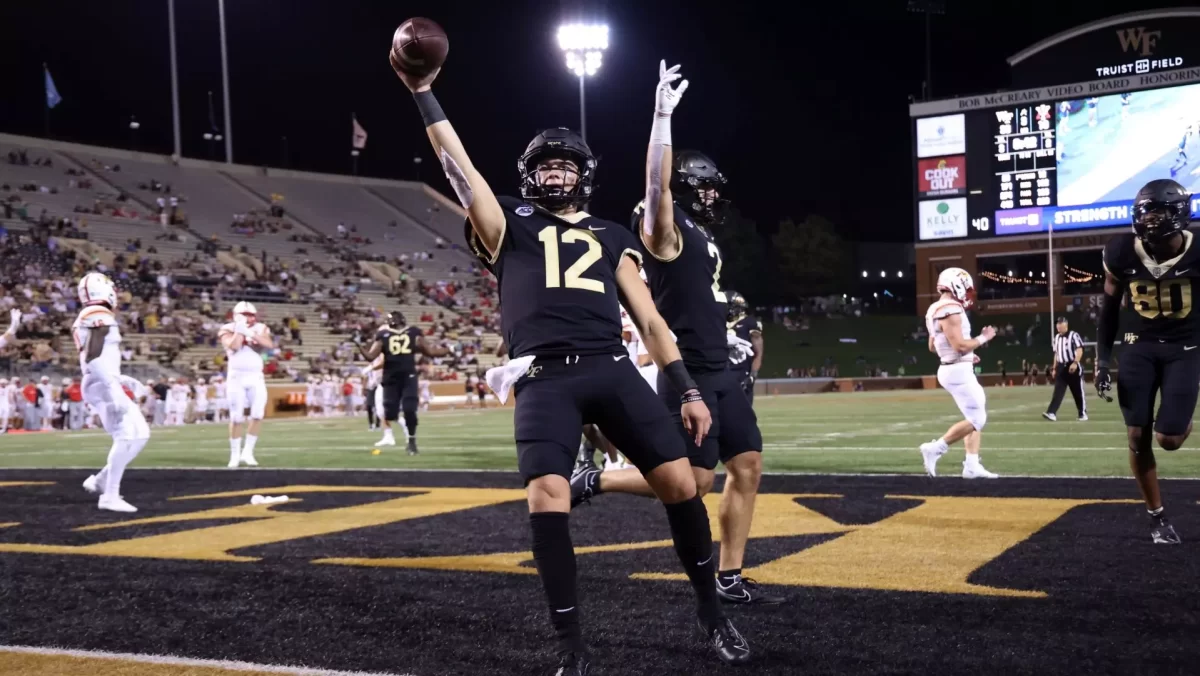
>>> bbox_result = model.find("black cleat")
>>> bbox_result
[717,575,786,605]
[1152,518,1181,544]
[569,462,602,509]
[699,617,751,665]
[406,438,419,456]
[553,651,590,675]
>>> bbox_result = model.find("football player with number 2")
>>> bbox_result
[1095,178,1200,544]
[392,46,749,674]
[572,61,778,607]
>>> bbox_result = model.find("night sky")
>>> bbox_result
[0,0,1186,242]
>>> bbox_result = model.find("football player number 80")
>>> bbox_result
[387,334,412,355]
[1128,279,1192,320]
[539,226,605,293]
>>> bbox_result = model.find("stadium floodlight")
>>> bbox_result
[557,23,609,142]
[880,271,886,278]
[861,271,868,278]
[897,271,904,278]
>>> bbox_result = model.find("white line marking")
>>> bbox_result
[0,644,415,676]
[4,467,1200,480]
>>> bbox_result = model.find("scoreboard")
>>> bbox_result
[993,104,1055,210]
[912,79,1200,242]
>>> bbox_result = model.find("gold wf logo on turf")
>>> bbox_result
[0,486,1138,598]
[1117,26,1160,56]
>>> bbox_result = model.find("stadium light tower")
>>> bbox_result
[557,23,609,143]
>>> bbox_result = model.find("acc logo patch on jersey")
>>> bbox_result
[515,205,534,217]
[685,218,695,228]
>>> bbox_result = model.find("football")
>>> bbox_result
[390,17,448,78]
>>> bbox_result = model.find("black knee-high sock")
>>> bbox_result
[663,495,723,626]
[530,511,583,655]
[403,409,418,438]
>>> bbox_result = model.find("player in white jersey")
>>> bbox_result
[920,268,999,479]
[72,272,148,513]
[364,360,382,427]
[0,308,18,351]
[0,377,11,433]
[213,374,228,422]
[163,377,182,426]
[418,378,433,411]
[193,377,210,423]
[323,375,339,416]
[305,375,320,418]
[218,301,274,468]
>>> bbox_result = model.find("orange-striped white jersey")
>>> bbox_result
[71,305,122,376]
[925,298,973,365]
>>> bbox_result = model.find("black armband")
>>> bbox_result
[413,90,447,127]
[663,360,700,402]
[1096,290,1121,368]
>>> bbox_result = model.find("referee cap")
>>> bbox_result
[1055,316,1068,324]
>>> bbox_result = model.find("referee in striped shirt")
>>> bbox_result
[1043,317,1087,421]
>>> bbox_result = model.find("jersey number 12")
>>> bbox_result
[539,226,604,293]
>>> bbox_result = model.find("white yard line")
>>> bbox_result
[4,466,1200,480]
[0,645,413,676]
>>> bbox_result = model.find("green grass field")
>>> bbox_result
[3,386,1197,477]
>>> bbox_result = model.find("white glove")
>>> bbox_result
[8,309,19,330]
[655,60,688,116]
[727,334,754,364]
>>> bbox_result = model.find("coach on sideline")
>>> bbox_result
[1042,316,1087,422]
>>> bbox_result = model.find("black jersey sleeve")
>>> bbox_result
[464,196,526,270]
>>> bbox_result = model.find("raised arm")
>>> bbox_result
[640,61,689,260]
[389,60,505,258]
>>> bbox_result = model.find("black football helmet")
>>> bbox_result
[1132,178,1191,246]
[518,128,597,210]
[387,311,406,328]
[672,150,728,222]
[726,291,748,322]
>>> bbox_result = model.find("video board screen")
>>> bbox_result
[913,79,1200,241]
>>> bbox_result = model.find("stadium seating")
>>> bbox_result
[0,133,499,383]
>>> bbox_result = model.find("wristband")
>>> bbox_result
[650,113,672,146]
[663,359,698,398]
[414,90,447,127]
[976,334,990,346]
[750,369,758,381]
[681,388,703,404]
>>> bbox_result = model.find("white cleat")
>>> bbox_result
[82,475,100,494]
[1042,412,1057,422]
[98,495,138,513]
[376,435,396,447]
[240,451,259,467]
[1078,414,1088,422]
[227,457,240,469]
[919,440,946,477]
[962,461,999,479]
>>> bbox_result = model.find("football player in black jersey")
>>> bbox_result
[1096,178,1200,544]
[359,311,446,455]
[571,62,776,606]
[726,291,763,404]
[392,58,750,673]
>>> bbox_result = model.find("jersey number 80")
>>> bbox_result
[1129,279,1192,320]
